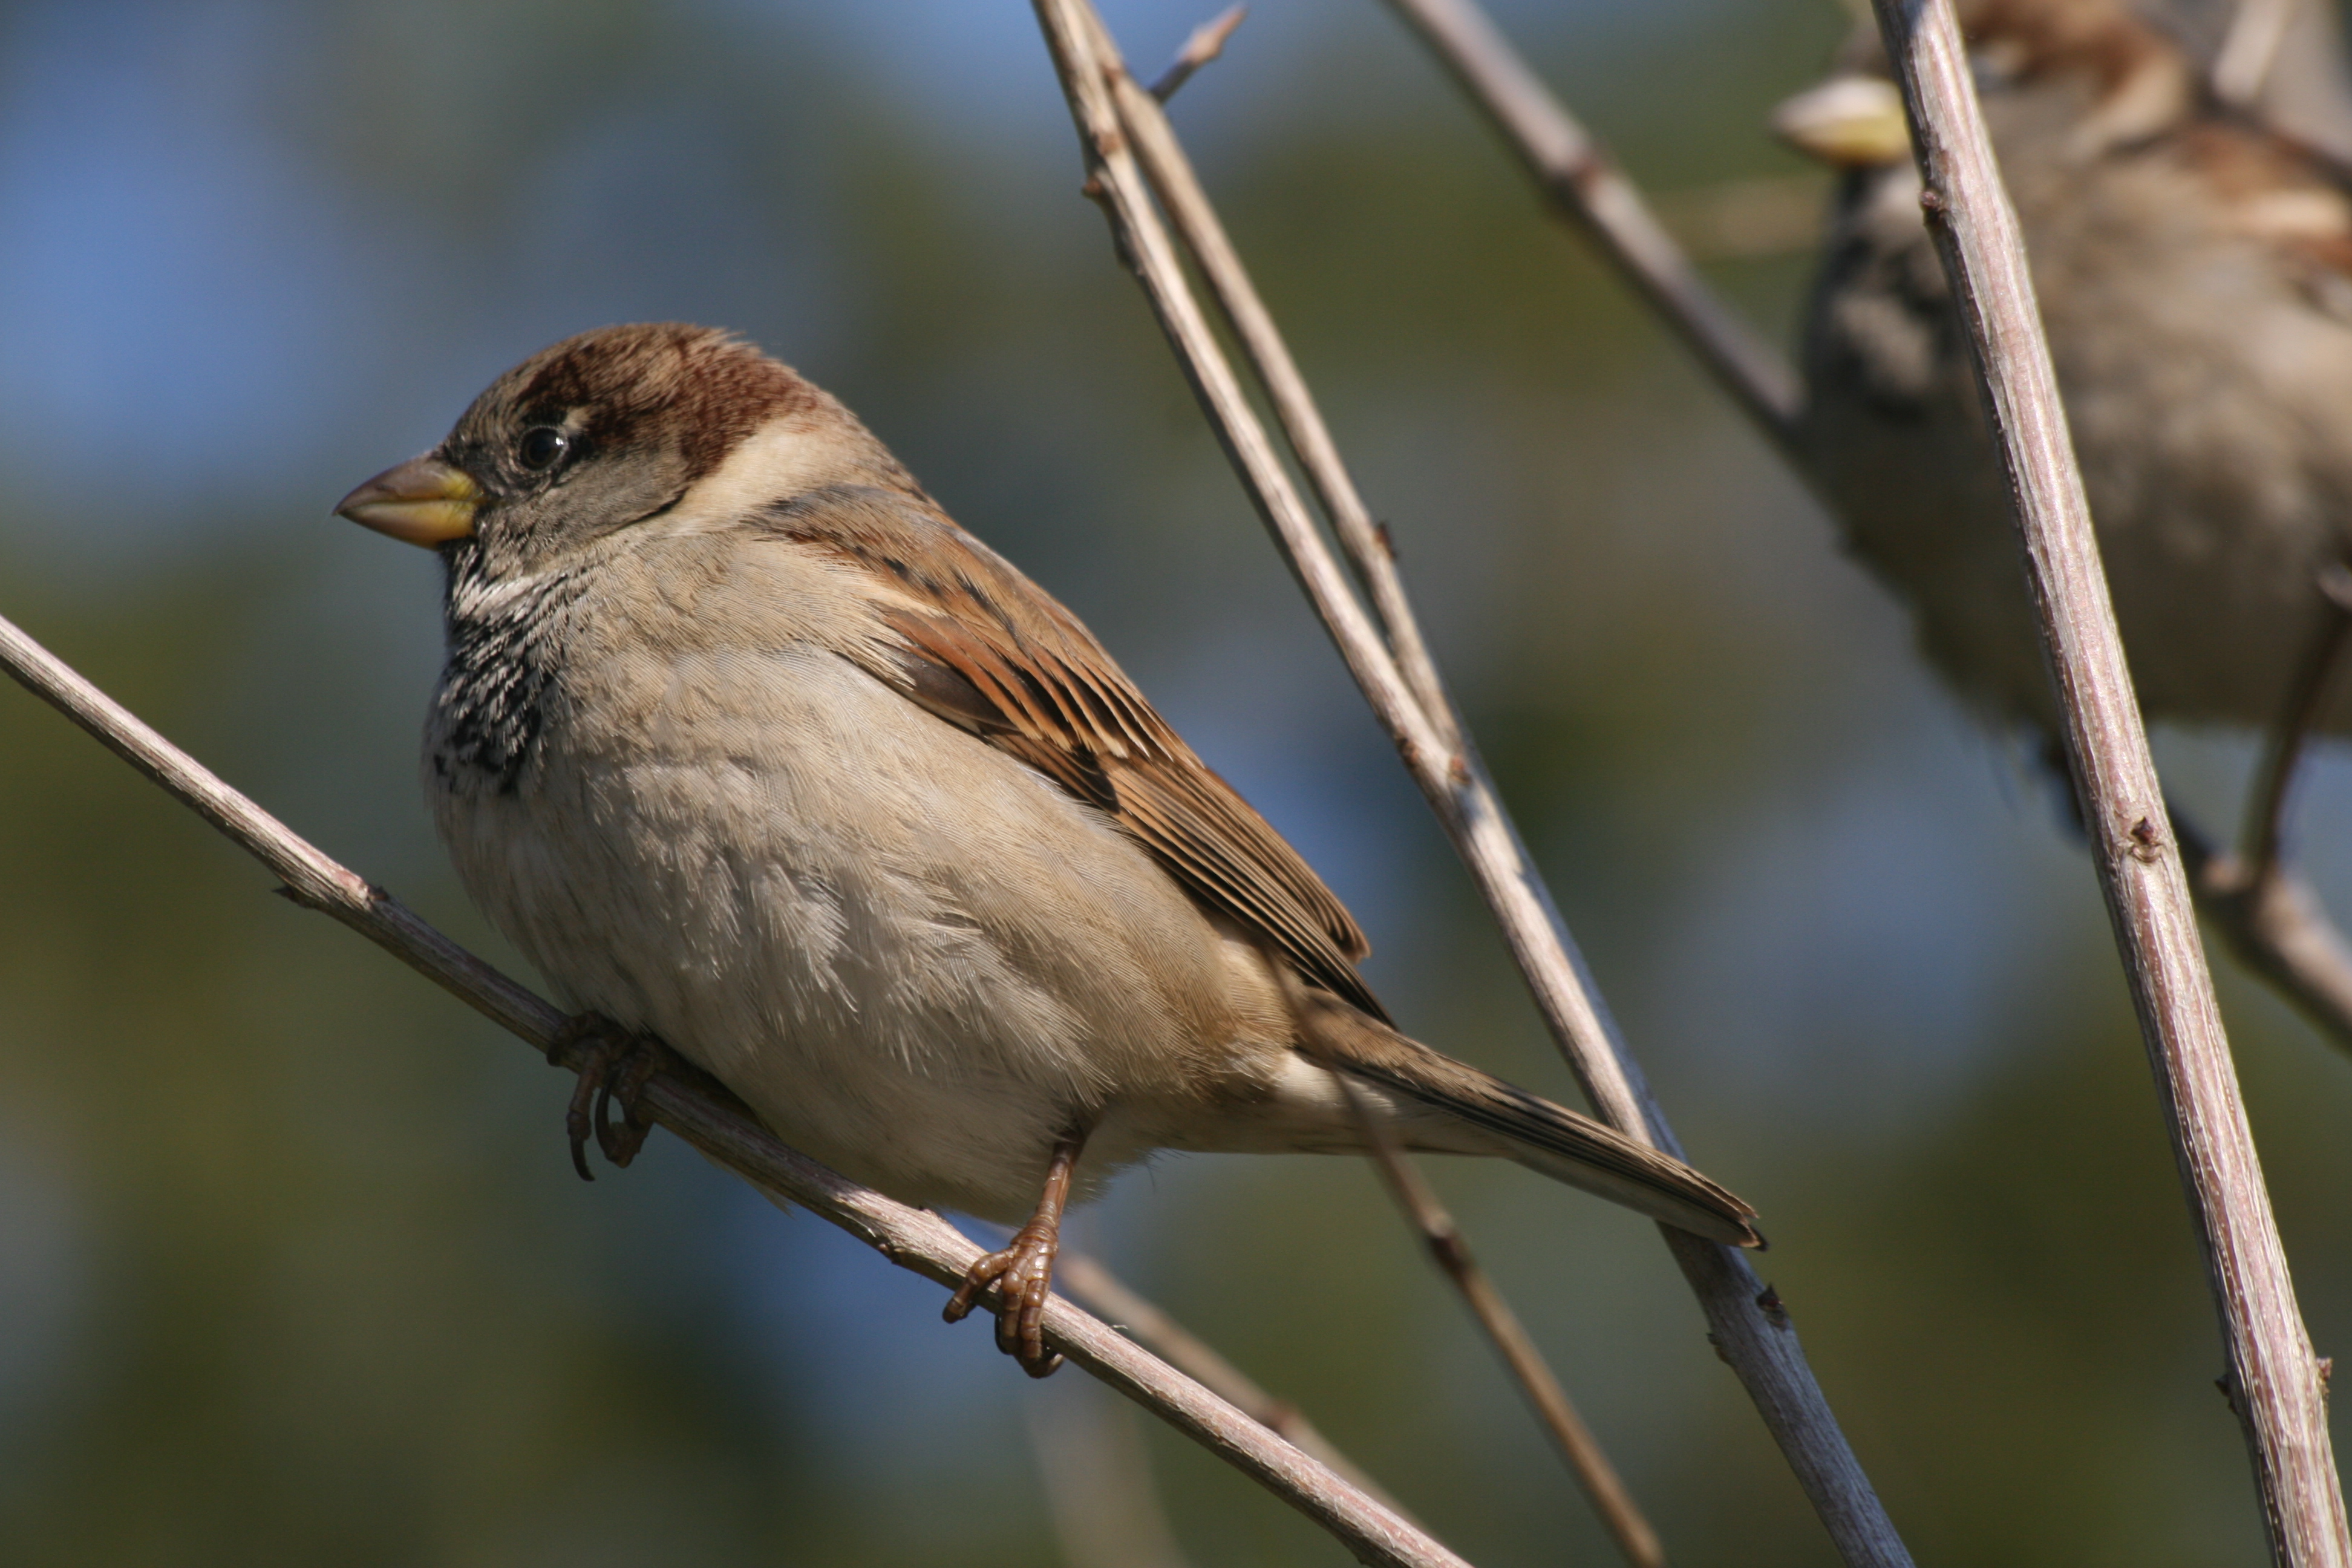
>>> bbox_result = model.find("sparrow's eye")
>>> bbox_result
[517,426,571,471]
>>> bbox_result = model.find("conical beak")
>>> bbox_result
[335,456,482,547]
[1770,74,1912,168]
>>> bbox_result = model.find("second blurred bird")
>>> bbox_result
[1777,0,2352,837]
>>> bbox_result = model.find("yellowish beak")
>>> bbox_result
[335,456,482,547]
[1770,75,1912,168]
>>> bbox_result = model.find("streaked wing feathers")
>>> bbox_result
[759,485,1380,1018]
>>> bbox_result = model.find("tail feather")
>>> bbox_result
[1287,982,1762,1249]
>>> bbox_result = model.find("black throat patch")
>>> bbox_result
[431,543,581,794]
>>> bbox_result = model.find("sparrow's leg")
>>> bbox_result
[2241,567,2352,888]
[546,1013,676,1180]
[943,1131,1088,1377]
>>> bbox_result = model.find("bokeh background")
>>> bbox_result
[1,0,2348,1563]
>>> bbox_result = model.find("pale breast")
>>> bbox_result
[425,537,1293,1219]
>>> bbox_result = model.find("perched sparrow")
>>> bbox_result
[1777,0,2352,746]
[336,324,1759,1374]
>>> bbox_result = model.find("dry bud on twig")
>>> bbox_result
[1148,5,1246,102]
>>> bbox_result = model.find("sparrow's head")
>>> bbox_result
[1771,0,2194,172]
[336,324,883,572]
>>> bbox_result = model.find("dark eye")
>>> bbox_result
[517,426,570,471]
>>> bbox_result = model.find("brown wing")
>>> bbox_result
[760,484,1385,1020]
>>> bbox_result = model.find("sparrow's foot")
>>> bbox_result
[941,1131,1087,1378]
[945,1222,1065,1377]
[547,1014,675,1180]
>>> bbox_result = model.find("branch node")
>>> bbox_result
[1148,5,1246,103]
[1755,1284,1792,1329]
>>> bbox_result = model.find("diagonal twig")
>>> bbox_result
[1868,2,2350,1561]
[1056,1251,1416,1523]
[1031,5,1915,1565]
[2177,809,2352,1045]
[1376,0,1802,452]
[1336,1079,1667,1568]
[1148,5,1247,103]
[1105,5,1455,737]
[0,608,1475,1568]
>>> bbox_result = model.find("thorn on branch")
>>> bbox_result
[1148,5,1246,102]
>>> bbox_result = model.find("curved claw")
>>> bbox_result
[945,1226,1066,1377]
[549,1014,673,1180]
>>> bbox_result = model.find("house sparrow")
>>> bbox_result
[336,324,1759,1374]
[1776,0,2352,764]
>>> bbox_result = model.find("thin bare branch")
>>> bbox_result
[1376,0,1803,451]
[1032,5,1915,1565]
[1056,1252,1414,1521]
[1869,3,2351,1561]
[1337,1079,1666,1568]
[2241,572,2352,886]
[0,608,1474,1568]
[1097,12,1455,739]
[2177,814,2352,1057]
[1148,5,1246,103]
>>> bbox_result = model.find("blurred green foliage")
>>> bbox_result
[0,1,2347,1564]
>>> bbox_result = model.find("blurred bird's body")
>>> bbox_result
[1781,0,2352,738]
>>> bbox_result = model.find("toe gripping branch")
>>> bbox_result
[547,1014,673,1180]
[944,1131,1088,1378]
